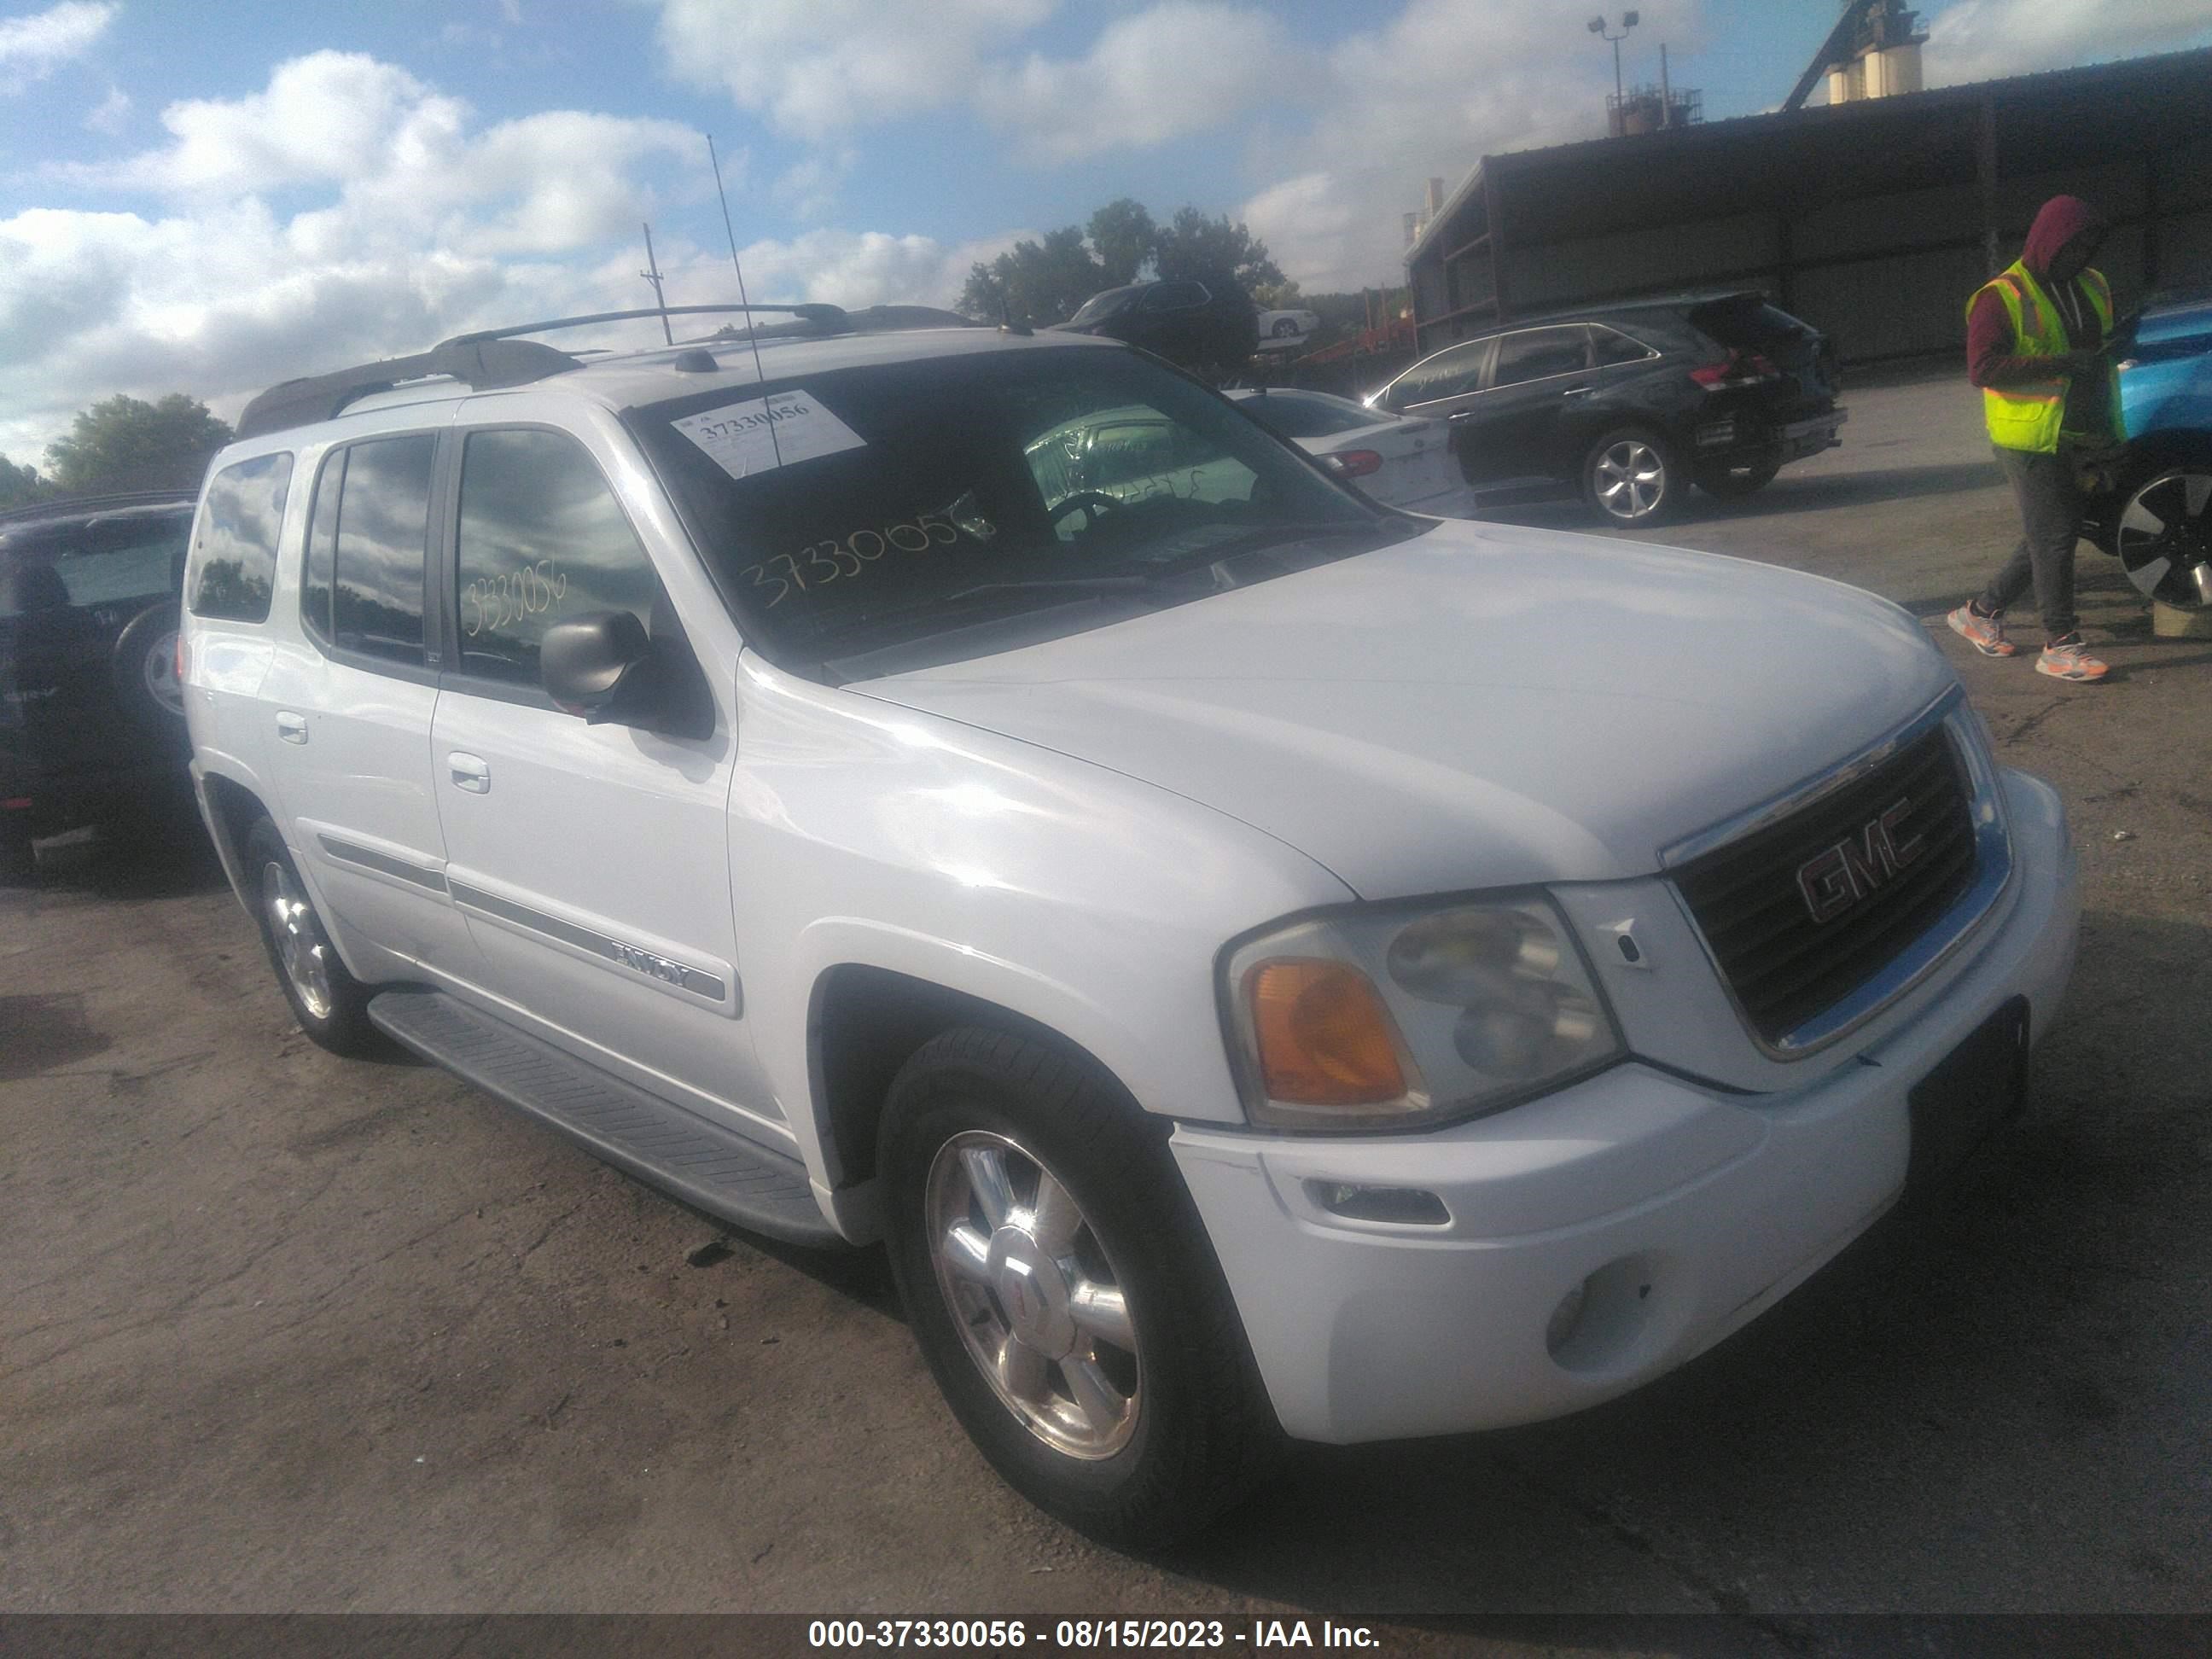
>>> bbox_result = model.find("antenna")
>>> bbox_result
[707,133,783,471]
[640,223,672,346]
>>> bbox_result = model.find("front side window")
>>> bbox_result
[330,435,434,667]
[455,428,661,685]
[1489,327,1592,388]
[187,452,294,623]
[626,346,1406,678]
[1382,341,1487,410]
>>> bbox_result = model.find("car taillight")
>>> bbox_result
[1690,349,1780,390]
[1325,449,1384,480]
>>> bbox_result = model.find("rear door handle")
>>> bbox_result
[1560,386,1595,399]
[447,752,491,794]
[276,712,308,745]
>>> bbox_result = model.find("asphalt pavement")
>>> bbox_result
[3,368,2208,1633]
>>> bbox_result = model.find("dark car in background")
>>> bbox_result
[1051,277,1259,377]
[1365,291,1846,526]
[1,490,197,876]
[2081,282,2212,610]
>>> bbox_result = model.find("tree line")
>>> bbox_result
[1,394,234,510]
[957,197,1288,327]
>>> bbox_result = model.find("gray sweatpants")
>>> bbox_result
[1977,444,2084,641]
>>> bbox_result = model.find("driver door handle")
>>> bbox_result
[447,753,491,794]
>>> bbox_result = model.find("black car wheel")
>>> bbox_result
[1581,428,1682,526]
[112,600,185,725]
[1695,447,1784,498]
[880,1026,1276,1547]
[2114,466,2212,608]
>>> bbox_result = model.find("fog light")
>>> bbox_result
[1307,1181,1449,1225]
[1545,1278,1590,1357]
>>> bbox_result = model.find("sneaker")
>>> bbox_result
[1947,604,2016,657]
[2037,634,2109,682]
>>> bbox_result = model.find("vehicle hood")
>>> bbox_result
[856,520,1955,899]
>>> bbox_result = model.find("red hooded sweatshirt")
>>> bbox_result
[1966,195,2111,434]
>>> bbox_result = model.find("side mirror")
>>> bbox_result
[540,611,654,725]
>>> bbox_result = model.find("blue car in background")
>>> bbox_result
[2082,283,2212,609]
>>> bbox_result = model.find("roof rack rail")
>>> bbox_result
[233,303,847,442]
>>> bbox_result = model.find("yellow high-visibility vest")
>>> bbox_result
[1968,262,2126,452]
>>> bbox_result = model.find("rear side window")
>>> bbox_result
[1489,327,1591,387]
[188,453,294,623]
[331,435,434,667]
[455,428,659,686]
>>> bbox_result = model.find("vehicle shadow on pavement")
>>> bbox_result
[1478,460,2007,534]
[9,807,230,902]
[1157,908,2212,1614]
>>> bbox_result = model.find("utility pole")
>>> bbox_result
[640,223,672,346]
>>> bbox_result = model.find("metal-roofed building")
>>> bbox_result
[1405,48,2212,367]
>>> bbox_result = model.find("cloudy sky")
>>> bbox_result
[3,0,2207,463]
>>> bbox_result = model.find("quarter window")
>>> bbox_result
[1593,327,1655,366]
[1488,328,1592,388]
[187,452,294,623]
[331,435,434,667]
[455,428,659,686]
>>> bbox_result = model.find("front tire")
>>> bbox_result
[243,815,383,1056]
[1580,428,1683,526]
[2113,463,2212,608]
[879,1027,1275,1547]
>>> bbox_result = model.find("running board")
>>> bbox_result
[367,988,840,1248]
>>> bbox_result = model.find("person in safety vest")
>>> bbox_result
[1947,195,2127,684]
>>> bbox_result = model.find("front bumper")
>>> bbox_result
[1171,766,2078,1445]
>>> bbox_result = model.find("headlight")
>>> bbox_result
[1222,893,1624,1132]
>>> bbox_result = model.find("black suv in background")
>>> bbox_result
[1,491,197,877]
[1050,277,1260,377]
[1366,291,1845,525]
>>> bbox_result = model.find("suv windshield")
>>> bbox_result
[626,346,1405,677]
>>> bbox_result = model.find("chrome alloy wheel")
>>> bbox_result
[926,1130,1140,1459]
[261,860,335,1020]
[1593,439,1668,521]
[143,629,184,715]
[2116,469,2212,608]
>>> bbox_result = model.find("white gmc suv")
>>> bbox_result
[180,306,2079,1545]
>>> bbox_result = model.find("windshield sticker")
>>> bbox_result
[672,389,866,479]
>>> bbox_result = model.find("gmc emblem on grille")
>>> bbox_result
[1796,797,1924,924]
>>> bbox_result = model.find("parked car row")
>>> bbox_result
[168,300,2078,1549]
[1,491,197,876]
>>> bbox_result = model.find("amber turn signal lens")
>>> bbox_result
[1248,958,1407,1104]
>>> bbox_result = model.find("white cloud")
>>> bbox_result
[0,0,112,93]
[1924,0,2212,85]
[978,3,1290,164]
[646,0,1053,141]
[1237,0,1704,293]
[82,82,127,134]
[656,225,1032,313]
[771,148,856,222]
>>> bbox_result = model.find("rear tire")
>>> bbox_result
[1580,428,1683,526]
[1695,447,1783,498]
[879,1026,1276,1547]
[113,601,185,728]
[2111,462,2212,608]
[243,815,384,1056]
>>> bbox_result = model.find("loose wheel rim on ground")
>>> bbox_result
[143,630,184,715]
[262,859,335,1020]
[1594,439,1667,521]
[925,1128,1141,1459]
[2116,469,2212,608]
